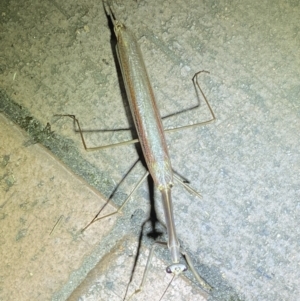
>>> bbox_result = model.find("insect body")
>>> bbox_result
[105,4,185,275]
[58,1,215,297]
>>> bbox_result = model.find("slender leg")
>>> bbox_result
[164,71,216,133]
[54,114,139,150]
[181,249,213,292]
[126,241,212,301]
[173,173,203,199]
[82,170,149,231]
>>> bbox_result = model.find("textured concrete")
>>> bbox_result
[1,0,300,300]
[0,114,118,300]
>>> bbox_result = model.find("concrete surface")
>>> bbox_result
[0,0,300,300]
[0,114,118,300]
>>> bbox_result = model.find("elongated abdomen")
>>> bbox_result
[116,25,173,189]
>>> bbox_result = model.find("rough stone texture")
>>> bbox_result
[0,114,117,300]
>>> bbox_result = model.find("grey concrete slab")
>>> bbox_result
[1,0,299,300]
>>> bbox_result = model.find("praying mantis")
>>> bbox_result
[58,1,216,299]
